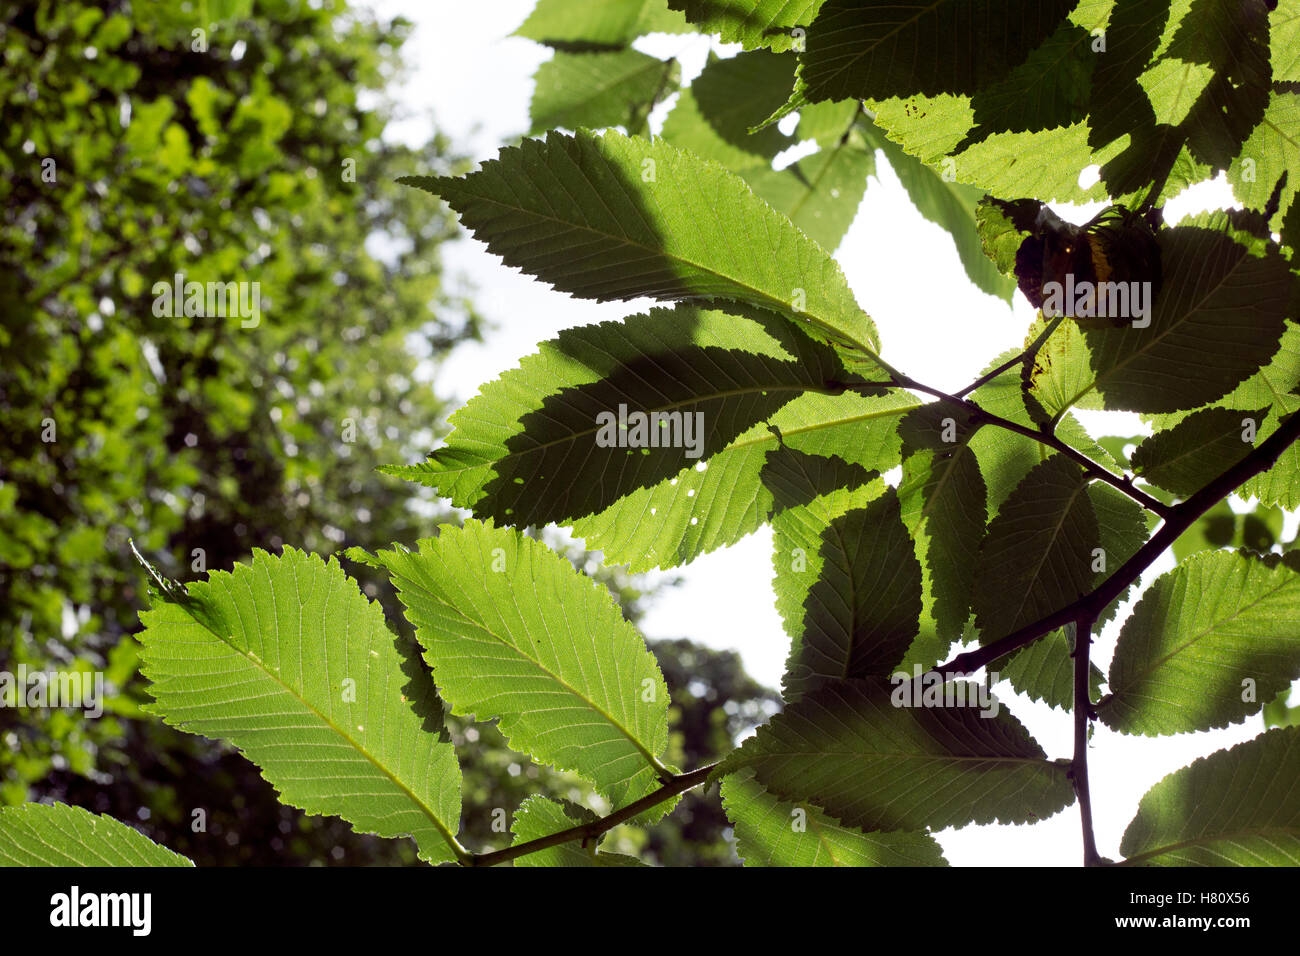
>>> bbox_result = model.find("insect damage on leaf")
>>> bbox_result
[986,198,1163,329]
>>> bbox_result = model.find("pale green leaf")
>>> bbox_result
[1023,316,1097,425]
[515,0,692,47]
[1120,727,1300,865]
[1137,58,1215,126]
[375,521,672,809]
[384,305,913,571]
[529,50,679,135]
[1228,91,1300,240]
[1264,688,1300,730]
[136,548,464,864]
[662,49,796,161]
[1099,551,1300,735]
[667,0,828,51]
[659,51,870,251]
[1272,2,1300,81]
[861,120,1016,302]
[510,797,645,866]
[755,135,874,252]
[400,129,882,363]
[0,803,192,867]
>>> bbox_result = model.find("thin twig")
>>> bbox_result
[953,313,1066,399]
[1070,613,1102,867]
[842,377,1172,518]
[934,410,1300,679]
[465,763,717,867]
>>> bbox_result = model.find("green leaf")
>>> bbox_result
[1272,2,1300,82]
[767,445,884,690]
[400,129,882,363]
[1171,498,1238,561]
[529,50,679,135]
[795,0,1075,101]
[976,195,1032,276]
[1137,57,1216,127]
[1022,316,1096,426]
[720,677,1073,830]
[721,769,947,866]
[515,0,693,48]
[135,548,464,864]
[0,803,192,867]
[1095,433,1143,471]
[375,521,672,809]
[972,455,1099,642]
[384,305,909,571]
[573,387,918,570]
[853,0,1127,206]
[780,488,923,699]
[861,120,1016,302]
[958,4,1109,147]
[663,50,797,161]
[1099,551,1300,735]
[998,631,1103,712]
[999,483,1144,709]
[1088,481,1151,623]
[869,96,1114,205]
[1131,406,1264,496]
[966,348,1119,511]
[1263,688,1300,730]
[1092,0,1271,198]
[1209,326,1300,508]
[1086,0,1172,155]
[756,132,875,252]
[1079,217,1293,413]
[667,0,829,52]
[659,52,871,251]
[1120,727,1300,865]
[510,797,645,866]
[1150,322,1300,508]
[897,404,988,650]
[1228,91,1300,241]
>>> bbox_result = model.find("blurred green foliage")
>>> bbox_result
[0,0,482,861]
[0,0,776,865]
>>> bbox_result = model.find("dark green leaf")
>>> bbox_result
[720,676,1074,830]
[1100,551,1300,735]
[1120,727,1300,865]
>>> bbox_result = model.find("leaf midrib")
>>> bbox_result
[1120,825,1300,866]
[1106,562,1300,701]
[534,55,671,132]
[400,569,666,778]
[436,172,880,356]
[1060,237,1256,410]
[410,394,923,482]
[163,594,463,856]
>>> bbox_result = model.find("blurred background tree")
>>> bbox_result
[0,0,776,864]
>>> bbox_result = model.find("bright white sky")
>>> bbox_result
[369,0,1295,866]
